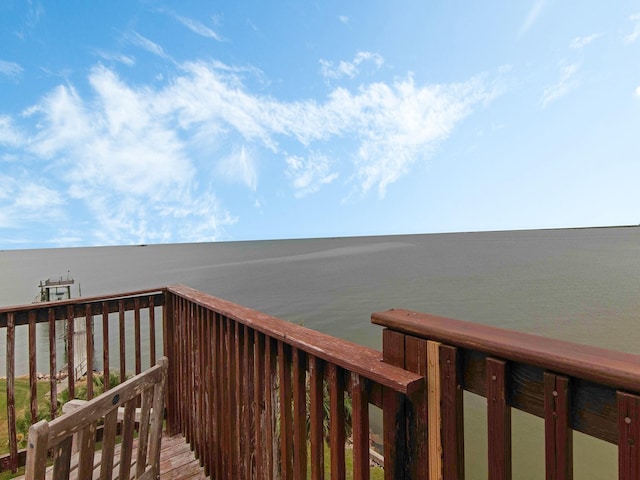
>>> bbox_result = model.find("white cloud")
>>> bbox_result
[126,32,169,59]
[0,59,23,78]
[518,0,547,38]
[285,153,339,197]
[540,63,579,108]
[0,174,65,228]
[338,15,349,24]
[320,52,384,80]
[625,13,640,43]
[0,116,24,146]
[569,33,601,49]
[95,50,135,66]
[173,14,224,41]
[217,145,258,191]
[635,86,640,97]
[4,60,498,243]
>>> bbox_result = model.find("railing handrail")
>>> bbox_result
[0,287,166,327]
[372,308,640,394]
[167,284,424,395]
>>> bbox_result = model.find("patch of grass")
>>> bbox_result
[0,377,50,454]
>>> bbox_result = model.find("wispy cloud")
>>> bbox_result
[126,31,169,59]
[0,174,65,229]
[286,153,339,197]
[635,86,640,98]
[540,63,579,108]
[172,13,224,41]
[338,15,349,24]
[320,52,384,80]
[0,116,24,146]
[625,13,640,43]
[518,0,547,38]
[569,33,601,49]
[217,145,258,191]
[2,60,499,244]
[95,50,135,66]
[0,60,24,78]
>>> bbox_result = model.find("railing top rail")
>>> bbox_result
[0,287,166,327]
[0,287,165,314]
[167,284,424,396]
[372,308,640,394]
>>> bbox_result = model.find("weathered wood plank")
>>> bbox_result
[372,308,640,395]
[618,391,640,480]
[6,312,18,472]
[405,335,429,479]
[278,341,293,480]
[351,373,369,480]
[544,373,572,480]
[309,355,325,480]
[118,300,126,383]
[427,340,443,480]
[28,311,37,425]
[48,308,57,420]
[167,285,424,396]
[293,347,307,480]
[254,331,266,480]
[440,344,464,480]
[382,329,407,480]
[487,358,511,480]
[329,363,346,480]
[66,305,75,398]
[85,304,94,399]
[102,302,110,391]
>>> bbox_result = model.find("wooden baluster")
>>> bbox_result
[544,373,572,480]
[382,329,407,480]
[329,363,346,480]
[293,347,307,479]
[309,355,325,480]
[278,341,294,480]
[102,302,110,391]
[28,310,37,424]
[245,325,257,478]
[118,299,126,383]
[149,295,156,365]
[134,297,141,375]
[254,331,266,480]
[48,308,58,420]
[487,358,511,480]
[85,304,93,399]
[440,344,464,480]
[405,335,430,478]
[618,391,640,480]
[213,312,223,480]
[6,312,17,471]
[234,321,243,478]
[428,341,443,480]
[351,373,370,480]
[265,336,277,480]
[67,305,75,398]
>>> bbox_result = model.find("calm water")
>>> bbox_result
[1,226,639,477]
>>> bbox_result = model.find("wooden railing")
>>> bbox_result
[164,285,425,480]
[3,285,640,478]
[373,308,640,479]
[0,288,164,472]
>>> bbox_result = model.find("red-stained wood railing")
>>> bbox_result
[0,288,164,473]
[372,308,640,480]
[164,284,426,480]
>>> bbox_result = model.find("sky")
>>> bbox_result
[1,1,639,249]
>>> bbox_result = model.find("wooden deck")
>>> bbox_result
[159,434,208,479]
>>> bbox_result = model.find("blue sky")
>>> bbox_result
[1,1,639,248]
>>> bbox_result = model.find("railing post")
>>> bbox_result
[163,289,179,435]
[382,328,429,479]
